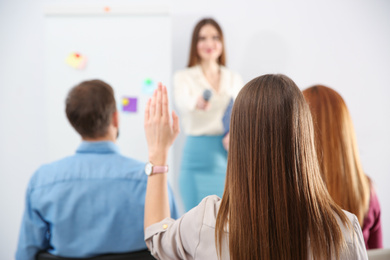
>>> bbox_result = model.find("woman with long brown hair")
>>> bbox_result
[143,76,367,259]
[303,85,382,249]
[174,18,243,211]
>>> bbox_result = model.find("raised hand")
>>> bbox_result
[144,83,180,165]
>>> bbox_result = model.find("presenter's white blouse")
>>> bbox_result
[173,65,243,136]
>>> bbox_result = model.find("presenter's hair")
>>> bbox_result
[303,85,370,225]
[187,18,226,67]
[215,74,349,260]
[66,79,116,138]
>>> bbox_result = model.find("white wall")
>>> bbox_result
[1,0,389,259]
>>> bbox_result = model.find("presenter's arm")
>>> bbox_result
[144,83,180,230]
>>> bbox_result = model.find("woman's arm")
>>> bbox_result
[144,83,180,230]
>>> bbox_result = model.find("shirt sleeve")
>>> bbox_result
[173,71,198,113]
[15,188,50,260]
[350,215,369,260]
[366,189,383,249]
[145,197,210,260]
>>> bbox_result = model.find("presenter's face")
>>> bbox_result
[197,24,223,62]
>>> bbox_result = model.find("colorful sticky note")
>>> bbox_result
[66,52,87,70]
[122,97,137,113]
[142,78,156,95]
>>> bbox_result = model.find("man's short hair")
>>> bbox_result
[66,79,116,138]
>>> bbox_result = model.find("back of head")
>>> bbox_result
[215,74,348,260]
[66,79,116,139]
[302,85,370,225]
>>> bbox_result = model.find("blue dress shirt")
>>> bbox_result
[15,141,179,260]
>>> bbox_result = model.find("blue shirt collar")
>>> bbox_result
[76,141,120,154]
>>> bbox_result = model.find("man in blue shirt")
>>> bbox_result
[15,80,179,259]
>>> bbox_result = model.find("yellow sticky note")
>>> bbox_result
[122,98,129,106]
[66,52,87,70]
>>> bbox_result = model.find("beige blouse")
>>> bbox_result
[145,195,368,260]
[173,66,244,136]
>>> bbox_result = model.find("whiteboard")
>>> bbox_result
[44,7,172,164]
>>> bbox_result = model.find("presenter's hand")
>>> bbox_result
[144,83,180,165]
[196,96,210,110]
[222,133,230,151]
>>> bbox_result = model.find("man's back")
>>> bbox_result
[16,141,179,259]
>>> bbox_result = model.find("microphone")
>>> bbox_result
[203,89,212,101]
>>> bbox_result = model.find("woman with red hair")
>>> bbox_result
[303,85,382,249]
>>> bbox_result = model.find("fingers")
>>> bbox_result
[162,85,169,118]
[150,88,157,117]
[172,110,180,135]
[156,83,162,117]
[149,83,176,127]
[144,98,151,123]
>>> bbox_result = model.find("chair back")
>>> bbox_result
[367,248,390,260]
[36,249,155,260]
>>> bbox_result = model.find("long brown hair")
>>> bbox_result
[215,75,349,260]
[303,85,370,225]
[187,18,226,67]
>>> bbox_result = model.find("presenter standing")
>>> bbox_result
[173,18,243,211]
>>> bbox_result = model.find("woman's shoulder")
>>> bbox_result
[195,195,221,229]
[365,180,381,219]
[337,210,368,258]
[363,183,381,229]
[339,210,360,243]
[368,182,380,206]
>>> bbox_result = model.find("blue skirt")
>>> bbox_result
[179,135,227,211]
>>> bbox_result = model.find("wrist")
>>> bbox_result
[148,151,168,166]
[145,162,168,176]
